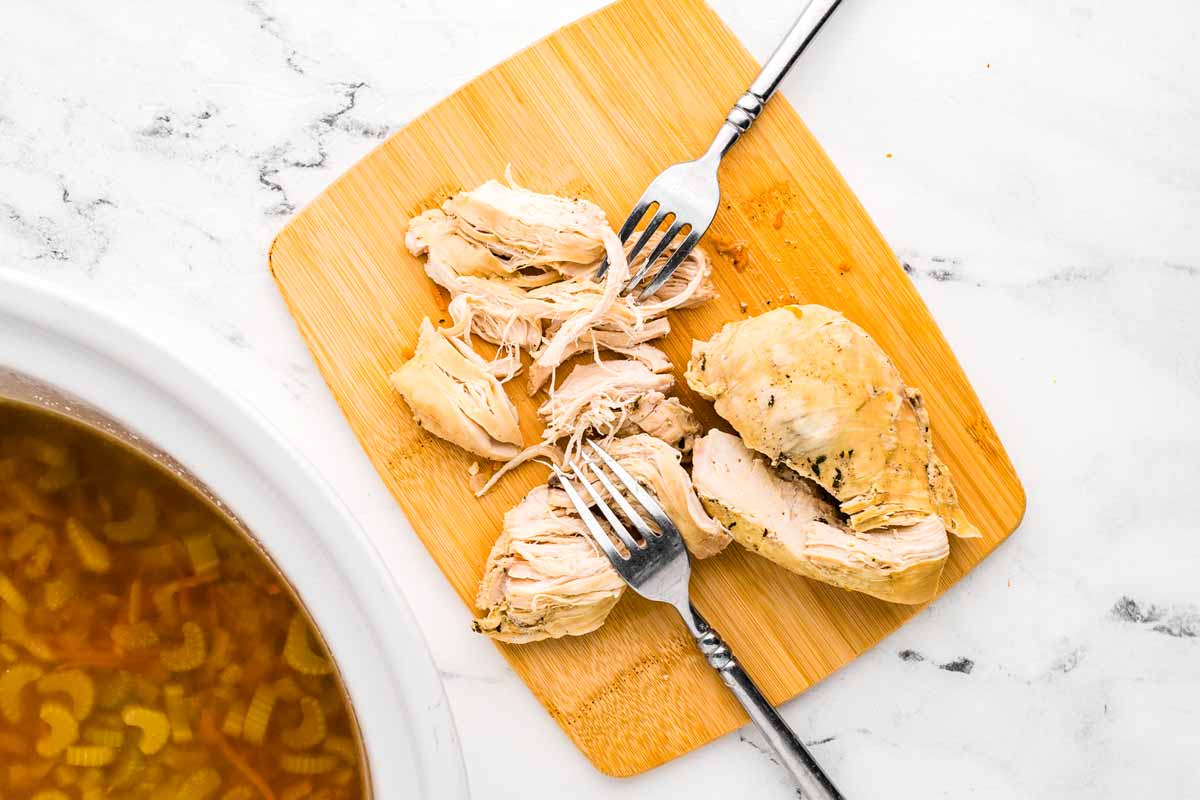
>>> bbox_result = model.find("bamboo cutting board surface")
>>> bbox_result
[270,0,1025,776]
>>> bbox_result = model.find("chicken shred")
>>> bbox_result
[397,176,736,642]
[402,175,717,495]
[539,359,701,460]
[472,442,564,498]
[525,319,671,393]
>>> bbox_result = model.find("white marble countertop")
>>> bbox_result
[3,0,1197,796]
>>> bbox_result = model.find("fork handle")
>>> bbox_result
[679,604,844,799]
[706,0,845,159]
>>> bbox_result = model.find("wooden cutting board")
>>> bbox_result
[270,0,1025,776]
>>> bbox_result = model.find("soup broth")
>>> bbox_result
[0,401,367,799]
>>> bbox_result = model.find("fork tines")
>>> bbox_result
[552,441,675,564]
[596,203,702,301]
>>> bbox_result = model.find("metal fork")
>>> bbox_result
[552,442,844,799]
[598,0,845,300]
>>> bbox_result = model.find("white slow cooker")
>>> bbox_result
[0,270,468,799]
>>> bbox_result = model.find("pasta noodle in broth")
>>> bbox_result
[0,401,368,798]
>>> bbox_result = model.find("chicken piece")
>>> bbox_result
[473,355,698,496]
[525,319,672,393]
[474,485,624,643]
[605,342,673,375]
[407,177,635,369]
[521,241,715,379]
[406,208,519,279]
[445,179,609,273]
[391,319,523,461]
[417,231,637,380]
[605,435,731,559]
[415,216,643,384]
[538,360,675,457]
[620,393,701,452]
[686,305,978,538]
[526,235,636,379]
[410,217,546,354]
[691,431,948,604]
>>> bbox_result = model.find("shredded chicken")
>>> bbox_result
[473,485,624,643]
[472,434,733,643]
[405,175,717,395]
[473,442,564,498]
[390,318,523,460]
[539,359,700,460]
[686,304,979,539]
[395,176,737,643]
[627,232,718,308]
[525,319,671,393]
[692,431,947,603]
[471,353,697,497]
[407,183,624,381]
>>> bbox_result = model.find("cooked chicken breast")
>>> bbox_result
[692,430,948,603]
[474,485,625,643]
[606,435,731,559]
[391,318,523,460]
[686,305,978,538]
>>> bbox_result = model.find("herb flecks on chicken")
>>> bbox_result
[692,431,946,603]
[684,304,980,604]
[686,305,978,539]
